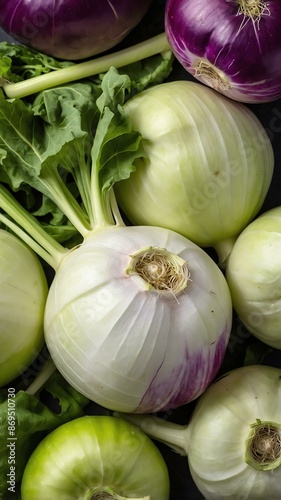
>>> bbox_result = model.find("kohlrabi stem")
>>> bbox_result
[71,153,94,227]
[116,414,189,456]
[2,33,170,99]
[0,213,58,269]
[109,190,126,227]
[39,165,91,238]
[0,184,67,269]
[90,162,113,229]
[89,115,118,228]
[25,358,57,396]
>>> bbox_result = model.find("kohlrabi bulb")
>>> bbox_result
[0,230,48,386]
[226,206,281,350]
[44,224,232,414]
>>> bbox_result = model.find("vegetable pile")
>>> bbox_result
[0,1,281,499]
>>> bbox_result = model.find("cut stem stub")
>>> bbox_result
[245,420,281,471]
[192,58,230,93]
[127,246,190,298]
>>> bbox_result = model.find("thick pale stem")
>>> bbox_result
[0,184,67,269]
[89,151,115,229]
[245,420,281,471]
[25,358,57,396]
[115,413,188,456]
[38,166,91,238]
[2,33,170,99]
[0,213,57,269]
[109,189,126,227]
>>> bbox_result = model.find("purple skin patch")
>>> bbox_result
[135,327,229,414]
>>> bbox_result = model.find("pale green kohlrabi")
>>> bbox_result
[21,415,170,500]
[120,364,281,500]
[226,206,281,349]
[0,229,48,387]
[114,80,274,266]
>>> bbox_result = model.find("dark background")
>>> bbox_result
[1,0,281,498]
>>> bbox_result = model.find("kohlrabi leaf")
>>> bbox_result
[32,82,103,218]
[97,67,132,112]
[31,197,81,246]
[0,85,95,232]
[32,81,101,133]
[93,68,144,191]
[93,106,143,192]
[0,41,75,83]
[87,69,144,227]
[0,81,101,191]
[32,194,72,226]
[119,51,174,94]
[0,89,43,189]
[0,372,89,499]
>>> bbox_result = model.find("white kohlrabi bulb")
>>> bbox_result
[44,225,232,413]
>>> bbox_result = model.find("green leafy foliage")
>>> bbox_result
[0,46,172,245]
[0,42,75,82]
[0,372,89,499]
